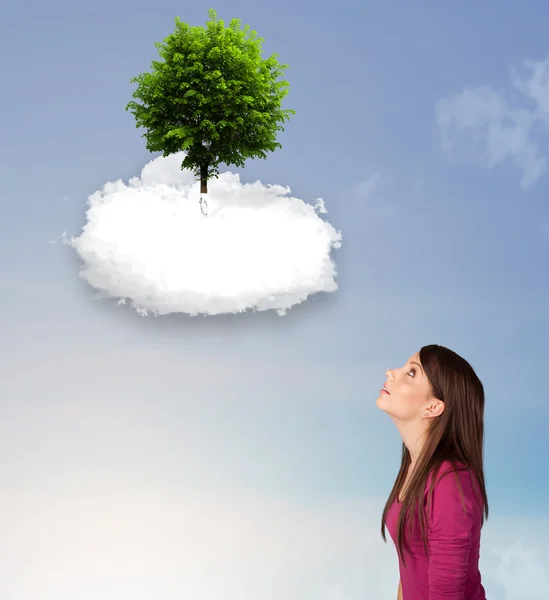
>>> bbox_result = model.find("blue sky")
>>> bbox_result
[1,0,549,598]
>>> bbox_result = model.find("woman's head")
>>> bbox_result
[376,349,444,424]
[376,345,486,459]
[379,344,488,562]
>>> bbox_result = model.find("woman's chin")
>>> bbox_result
[375,394,389,411]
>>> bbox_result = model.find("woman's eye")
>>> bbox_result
[407,368,415,377]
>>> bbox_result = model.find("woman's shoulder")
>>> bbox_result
[426,460,482,514]
[434,459,470,479]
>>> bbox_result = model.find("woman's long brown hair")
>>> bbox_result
[380,344,489,565]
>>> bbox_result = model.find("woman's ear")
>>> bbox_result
[421,399,444,418]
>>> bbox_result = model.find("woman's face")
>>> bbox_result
[376,352,437,422]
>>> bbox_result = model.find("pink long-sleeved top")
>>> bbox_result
[385,461,486,600]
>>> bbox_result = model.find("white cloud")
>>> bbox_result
[64,153,342,317]
[435,56,549,187]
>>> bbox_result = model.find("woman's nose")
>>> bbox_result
[385,369,393,380]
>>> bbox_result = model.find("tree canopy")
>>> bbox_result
[126,9,295,194]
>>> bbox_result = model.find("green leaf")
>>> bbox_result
[126,8,295,191]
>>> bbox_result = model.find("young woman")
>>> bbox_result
[377,344,488,600]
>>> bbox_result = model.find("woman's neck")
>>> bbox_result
[394,418,428,465]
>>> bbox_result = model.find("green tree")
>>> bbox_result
[126,8,295,194]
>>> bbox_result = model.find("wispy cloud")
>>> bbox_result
[435,56,549,188]
[1,478,547,599]
[354,172,396,218]
[355,172,379,198]
[0,338,548,599]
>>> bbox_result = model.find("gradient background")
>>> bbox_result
[1,0,548,598]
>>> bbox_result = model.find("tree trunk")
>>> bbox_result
[200,164,208,194]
